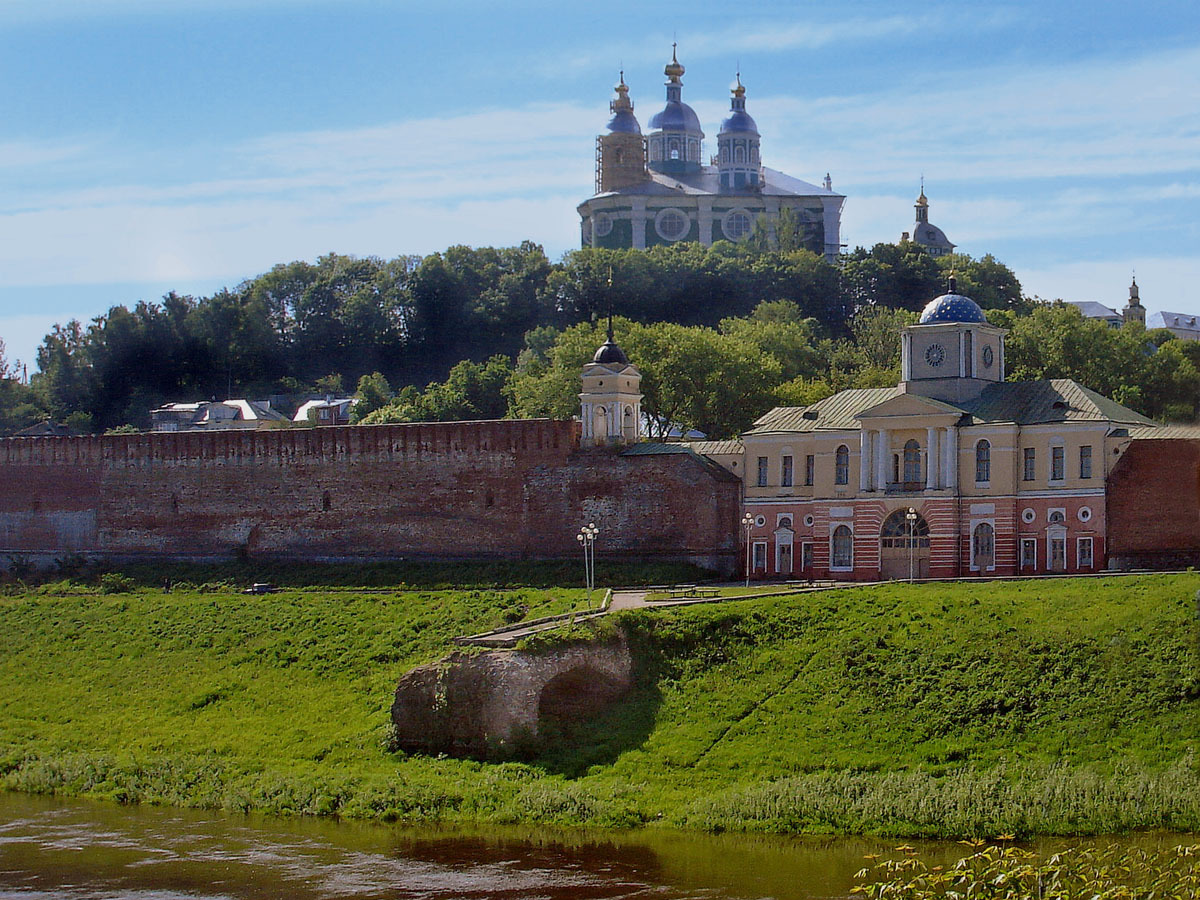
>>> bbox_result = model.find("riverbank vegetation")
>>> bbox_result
[854,842,1200,899]
[1,572,1198,836]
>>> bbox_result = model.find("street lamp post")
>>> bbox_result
[741,512,755,588]
[576,523,599,607]
[906,507,917,583]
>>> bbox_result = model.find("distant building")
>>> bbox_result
[151,399,288,432]
[1147,310,1200,341]
[577,48,844,260]
[12,421,74,438]
[901,186,955,257]
[1065,301,1124,328]
[293,397,358,426]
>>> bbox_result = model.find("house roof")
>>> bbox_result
[686,439,744,456]
[1066,300,1122,321]
[1127,424,1200,440]
[621,442,742,482]
[1148,311,1200,335]
[745,379,1153,436]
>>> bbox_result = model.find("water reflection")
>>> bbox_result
[0,792,1191,900]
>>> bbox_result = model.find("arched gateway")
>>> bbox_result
[880,508,930,580]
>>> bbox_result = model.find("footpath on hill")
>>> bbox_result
[0,572,1198,836]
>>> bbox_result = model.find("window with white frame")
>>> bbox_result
[1080,445,1093,479]
[757,456,768,487]
[1077,536,1094,568]
[1020,538,1037,569]
[752,541,768,571]
[903,440,921,484]
[804,454,814,486]
[975,439,991,483]
[781,454,793,487]
[831,524,854,570]
[835,445,850,485]
[1051,444,1065,481]
[1023,447,1036,481]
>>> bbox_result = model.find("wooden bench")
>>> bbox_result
[668,584,697,598]
[693,587,720,598]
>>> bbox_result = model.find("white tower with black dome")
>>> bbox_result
[580,321,643,447]
[900,275,1007,403]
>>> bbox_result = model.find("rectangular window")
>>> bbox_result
[757,456,768,487]
[1020,538,1037,569]
[781,455,793,487]
[752,541,767,571]
[804,454,814,486]
[1023,447,1036,481]
[1051,446,1065,481]
[801,542,814,570]
[1080,445,1093,479]
[1077,537,1094,569]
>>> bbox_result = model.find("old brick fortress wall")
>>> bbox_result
[1107,438,1200,570]
[0,419,741,570]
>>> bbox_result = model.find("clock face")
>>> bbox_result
[982,345,995,368]
[924,343,945,368]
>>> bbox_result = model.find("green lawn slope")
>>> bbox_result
[2,573,1198,836]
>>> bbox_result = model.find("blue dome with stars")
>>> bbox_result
[918,277,988,324]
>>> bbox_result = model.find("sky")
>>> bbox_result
[1,0,1199,371]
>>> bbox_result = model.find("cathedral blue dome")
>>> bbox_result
[649,101,704,135]
[607,108,641,134]
[719,109,759,135]
[919,291,988,325]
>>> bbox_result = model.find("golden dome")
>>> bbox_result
[664,43,685,80]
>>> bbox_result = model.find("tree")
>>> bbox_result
[350,372,393,423]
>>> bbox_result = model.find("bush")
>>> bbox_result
[98,573,136,594]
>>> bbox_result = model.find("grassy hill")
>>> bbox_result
[1,572,1198,836]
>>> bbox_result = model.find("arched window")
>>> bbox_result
[972,522,995,570]
[734,145,746,164]
[835,445,850,485]
[778,516,793,530]
[903,439,921,484]
[832,525,853,569]
[880,508,930,548]
[975,440,991,483]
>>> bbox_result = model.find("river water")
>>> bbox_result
[0,792,1191,899]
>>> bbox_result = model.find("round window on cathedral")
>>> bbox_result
[924,343,946,368]
[593,212,613,237]
[982,345,995,368]
[655,208,689,242]
[723,209,753,241]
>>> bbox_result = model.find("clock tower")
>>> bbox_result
[900,275,1007,403]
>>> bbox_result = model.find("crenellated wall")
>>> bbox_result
[0,419,740,570]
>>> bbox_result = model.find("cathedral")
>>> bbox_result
[577,48,844,261]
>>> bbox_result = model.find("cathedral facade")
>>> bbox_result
[577,49,845,261]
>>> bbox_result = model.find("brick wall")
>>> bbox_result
[1107,438,1200,569]
[0,420,740,570]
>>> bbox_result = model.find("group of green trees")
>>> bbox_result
[0,237,1196,437]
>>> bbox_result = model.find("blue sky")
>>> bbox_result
[1,0,1199,370]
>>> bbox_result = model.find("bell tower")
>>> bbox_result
[1123,276,1146,327]
[580,320,642,447]
[596,72,647,193]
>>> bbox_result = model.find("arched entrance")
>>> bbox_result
[880,508,931,580]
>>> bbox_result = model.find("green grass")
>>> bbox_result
[2,572,1199,836]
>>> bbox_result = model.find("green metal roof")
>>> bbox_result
[620,441,741,482]
[1128,424,1200,440]
[685,439,744,455]
[960,379,1155,427]
[745,379,1153,436]
[746,387,902,434]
